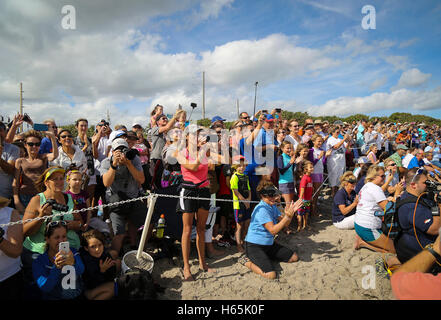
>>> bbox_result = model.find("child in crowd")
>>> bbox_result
[277,141,296,206]
[80,229,120,300]
[294,143,310,197]
[230,156,251,253]
[308,134,332,217]
[297,161,314,231]
[65,168,90,231]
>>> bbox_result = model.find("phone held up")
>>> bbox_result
[59,241,70,257]
[33,123,49,132]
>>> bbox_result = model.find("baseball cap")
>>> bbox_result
[111,138,128,151]
[264,114,275,122]
[314,119,322,124]
[258,185,282,197]
[397,144,409,150]
[211,116,226,123]
[109,130,127,142]
[132,123,142,129]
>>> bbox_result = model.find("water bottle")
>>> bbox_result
[156,214,166,239]
[97,199,104,219]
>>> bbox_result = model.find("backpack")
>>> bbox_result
[116,267,157,300]
[374,194,432,239]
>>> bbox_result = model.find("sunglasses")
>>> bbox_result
[241,116,250,119]
[44,220,67,235]
[60,135,73,139]
[26,142,41,147]
[378,174,386,179]
[347,178,357,184]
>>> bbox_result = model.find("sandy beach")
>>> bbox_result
[148,187,395,300]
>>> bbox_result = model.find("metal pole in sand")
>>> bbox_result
[136,194,158,260]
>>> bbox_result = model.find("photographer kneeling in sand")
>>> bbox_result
[239,181,301,280]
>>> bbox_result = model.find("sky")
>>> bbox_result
[1,0,441,127]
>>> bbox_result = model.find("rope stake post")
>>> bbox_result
[137,194,157,261]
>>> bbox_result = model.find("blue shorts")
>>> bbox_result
[234,208,251,223]
[354,222,382,242]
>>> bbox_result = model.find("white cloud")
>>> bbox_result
[383,55,410,71]
[306,86,441,117]
[392,68,431,90]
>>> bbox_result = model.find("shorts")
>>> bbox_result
[311,173,324,183]
[279,182,294,195]
[354,222,382,242]
[297,200,311,216]
[216,194,233,224]
[110,199,147,235]
[176,186,211,213]
[245,241,294,274]
[234,208,251,223]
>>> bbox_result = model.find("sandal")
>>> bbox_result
[238,255,250,266]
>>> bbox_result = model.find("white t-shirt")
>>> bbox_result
[312,147,324,174]
[402,153,414,169]
[355,182,386,229]
[284,135,300,151]
[326,136,346,159]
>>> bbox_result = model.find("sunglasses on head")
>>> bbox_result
[411,168,426,184]
[26,142,41,147]
[44,220,67,236]
[347,178,357,184]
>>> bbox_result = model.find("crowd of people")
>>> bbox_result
[1,107,441,299]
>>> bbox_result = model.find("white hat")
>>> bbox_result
[111,138,129,151]
[109,130,126,142]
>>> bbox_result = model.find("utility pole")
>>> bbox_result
[202,71,205,119]
[19,82,23,133]
[106,109,110,125]
[253,81,258,117]
[237,99,240,119]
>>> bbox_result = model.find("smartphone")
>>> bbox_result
[261,110,268,114]
[33,123,49,131]
[190,102,197,108]
[275,108,282,113]
[59,241,70,256]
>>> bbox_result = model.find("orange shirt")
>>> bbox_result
[391,272,441,300]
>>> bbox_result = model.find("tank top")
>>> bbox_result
[23,192,79,254]
[0,207,21,281]
[180,149,209,188]
[17,157,47,195]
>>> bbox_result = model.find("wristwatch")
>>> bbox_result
[424,243,441,263]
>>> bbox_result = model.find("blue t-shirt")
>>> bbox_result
[240,138,258,176]
[245,200,282,246]
[397,192,436,254]
[278,153,294,184]
[253,128,279,168]
[332,187,356,223]
[38,137,59,154]
[407,157,424,170]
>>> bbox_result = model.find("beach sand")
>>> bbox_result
[148,188,394,300]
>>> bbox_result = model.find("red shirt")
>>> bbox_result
[391,271,441,300]
[299,174,313,201]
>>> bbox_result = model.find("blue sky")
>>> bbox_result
[1,0,440,125]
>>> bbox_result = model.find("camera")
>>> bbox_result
[123,148,139,160]
[190,103,197,109]
[22,113,32,123]
[44,199,69,212]
[425,179,441,204]
[275,108,282,113]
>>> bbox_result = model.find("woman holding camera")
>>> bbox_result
[21,166,82,298]
[240,180,302,280]
[32,221,84,300]
[332,172,359,230]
